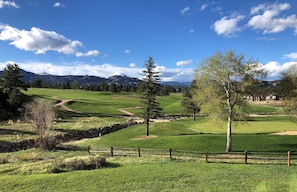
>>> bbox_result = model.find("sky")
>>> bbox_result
[0,0,297,82]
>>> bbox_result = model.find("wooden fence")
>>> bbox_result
[89,147,297,166]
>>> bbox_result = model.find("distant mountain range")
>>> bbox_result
[0,70,191,88]
[0,69,282,89]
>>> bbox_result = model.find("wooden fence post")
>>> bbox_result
[111,146,114,157]
[288,151,291,166]
[138,147,141,158]
[169,148,172,160]
[244,151,248,164]
[205,151,208,163]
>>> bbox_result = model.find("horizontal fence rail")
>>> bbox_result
[89,147,297,166]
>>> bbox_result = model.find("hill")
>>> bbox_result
[0,69,191,88]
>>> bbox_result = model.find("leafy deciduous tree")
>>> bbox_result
[193,50,266,152]
[279,64,297,119]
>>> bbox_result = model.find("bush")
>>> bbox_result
[24,100,57,150]
[35,136,59,151]
[0,156,9,164]
[51,155,106,173]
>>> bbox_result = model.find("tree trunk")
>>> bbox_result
[193,111,196,121]
[146,118,150,136]
[226,115,232,152]
[226,97,233,152]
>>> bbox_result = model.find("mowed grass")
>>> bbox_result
[1,158,297,192]
[73,116,297,152]
[26,88,184,115]
[1,88,296,191]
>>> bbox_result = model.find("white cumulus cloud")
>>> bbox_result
[181,6,190,15]
[261,61,296,79]
[53,2,65,8]
[213,14,245,37]
[76,50,100,57]
[176,60,193,66]
[129,63,136,68]
[0,0,19,9]
[124,49,131,54]
[283,52,297,60]
[0,61,195,82]
[0,24,99,57]
[248,2,297,34]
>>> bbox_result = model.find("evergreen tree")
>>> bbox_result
[181,81,200,121]
[139,56,162,136]
[1,63,28,114]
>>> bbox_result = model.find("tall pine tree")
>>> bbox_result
[1,63,28,114]
[139,57,162,136]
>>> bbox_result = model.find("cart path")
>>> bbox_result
[55,100,76,112]
[118,108,135,116]
[55,99,135,117]
[55,99,169,123]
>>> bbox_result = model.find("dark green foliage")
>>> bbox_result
[0,63,28,117]
[31,79,43,88]
[139,56,162,136]
[181,80,200,121]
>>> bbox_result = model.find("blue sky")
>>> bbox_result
[0,0,297,82]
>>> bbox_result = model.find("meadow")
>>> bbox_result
[0,88,297,191]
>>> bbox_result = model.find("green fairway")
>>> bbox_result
[1,88,297,191]
[26,88,184,115]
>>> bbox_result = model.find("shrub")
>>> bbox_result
[24,100,58,150]
[0,156,9,164]
[35,136,59,151]
[51,155,106,173]
[17,152,41,161]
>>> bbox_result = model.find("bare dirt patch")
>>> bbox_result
[118,108,135,116]
[131,135,158,140]
[271,131,297,135]
[55,100,76,112]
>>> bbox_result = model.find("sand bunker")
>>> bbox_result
[131,135,158,140]
[272,131,297,135]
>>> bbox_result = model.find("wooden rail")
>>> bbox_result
[89,147,297,166]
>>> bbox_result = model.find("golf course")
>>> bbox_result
[0,88,297,192]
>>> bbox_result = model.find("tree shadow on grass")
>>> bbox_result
[55,144,84,151]
[0,128,35,135]
[57,110,125,119]
[272,144,297,152]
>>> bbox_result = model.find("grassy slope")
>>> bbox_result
[1,88,297,191]
[0,158,297,192]
[26,88,184,115]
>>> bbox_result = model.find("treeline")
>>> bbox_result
[29,77,183,94]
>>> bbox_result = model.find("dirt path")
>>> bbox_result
[55,100,76,112]
[55,99,136,118]
[118,108,135,116]
[55,99,168,123]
